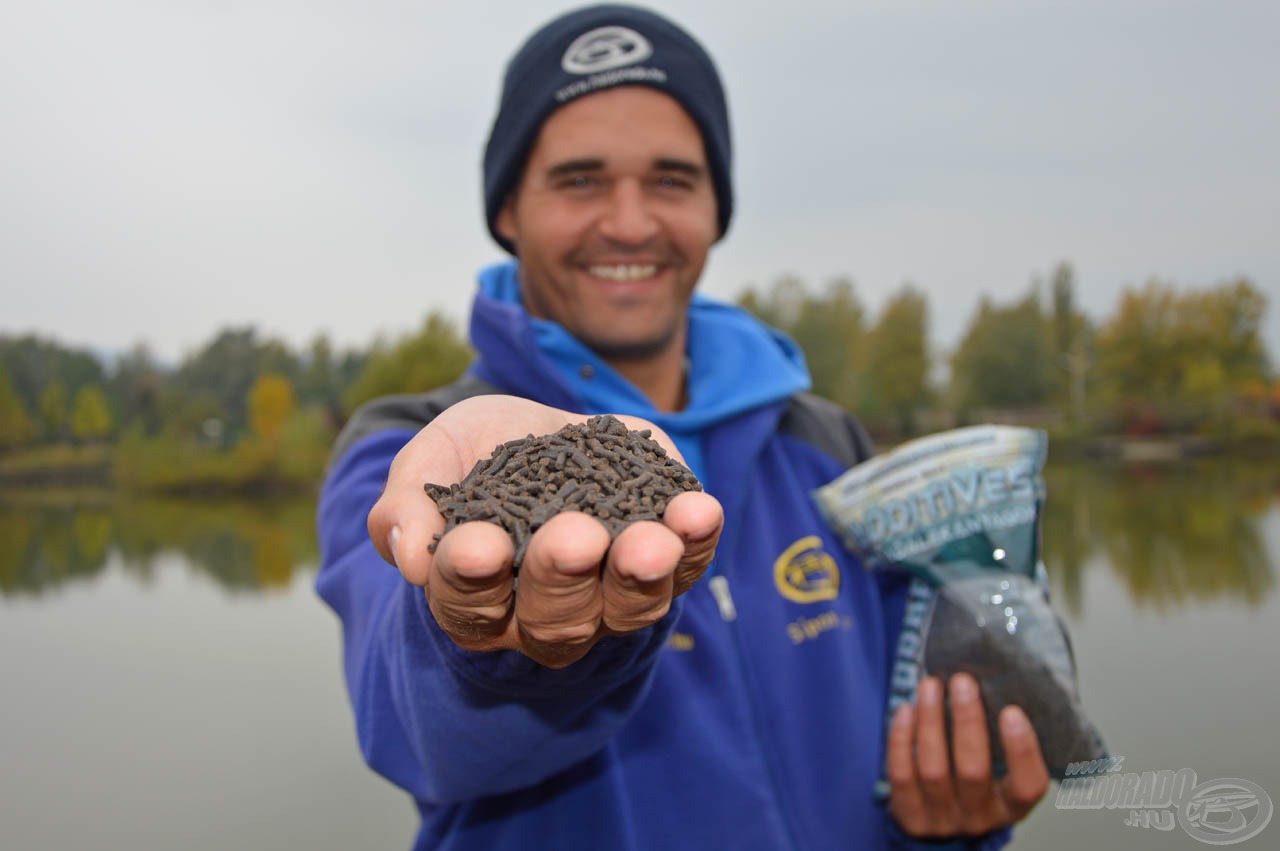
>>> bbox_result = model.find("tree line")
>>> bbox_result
[739,263,1274,441]
[0,314,472,491]
[0,315,473,448]
[0,262,1275,491]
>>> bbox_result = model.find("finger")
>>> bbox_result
[996,705,1050,822]
[514,512,611,666]
[370,396,578,581]
[948,673,997,831]
[660,490,723,596]
[601,520,682,634]
[914,676,958,827]
[428,521,516,650]
[369,424,465,584]
[370,490,444,584]
[886,703,927,834]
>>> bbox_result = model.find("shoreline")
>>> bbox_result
[5,431,1279,494]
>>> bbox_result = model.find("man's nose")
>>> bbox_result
[596,180,660,245]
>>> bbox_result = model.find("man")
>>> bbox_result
[317,5,1048,849]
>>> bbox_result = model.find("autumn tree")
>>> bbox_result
[171,327,301,437]
[1179,278,1269,390]
[1094,277,1269,429]
[248,373,297,441]
[69,384,113,442]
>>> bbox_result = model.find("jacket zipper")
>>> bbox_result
[707,575,737,621]
[710,573,803,851]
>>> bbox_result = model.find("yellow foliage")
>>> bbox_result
[69,384,113,442]
[248,374,296,441]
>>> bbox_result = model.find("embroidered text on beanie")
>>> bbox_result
[483,4,733,253]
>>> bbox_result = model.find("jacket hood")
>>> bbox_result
[467,261,810,475]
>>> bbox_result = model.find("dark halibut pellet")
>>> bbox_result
[424,415,702,568]
[923,588,1108,778]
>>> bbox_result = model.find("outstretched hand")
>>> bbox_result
[887,674,1050,838]
[367,395,723,668]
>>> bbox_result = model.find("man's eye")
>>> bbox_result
[656,175,691,190]
[560,175,596,189]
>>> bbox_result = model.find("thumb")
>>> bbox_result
[368,426,461,585]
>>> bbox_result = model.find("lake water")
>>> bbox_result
[2,458,1277,849]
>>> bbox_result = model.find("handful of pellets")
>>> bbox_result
[424,414,702,568]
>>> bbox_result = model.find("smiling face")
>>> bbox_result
[496,86,718,364]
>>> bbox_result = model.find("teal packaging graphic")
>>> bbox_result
[814,426,1106,789]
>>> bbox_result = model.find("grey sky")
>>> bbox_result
[3,0,1277,364]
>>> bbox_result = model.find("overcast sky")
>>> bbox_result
[3,0,1277,364]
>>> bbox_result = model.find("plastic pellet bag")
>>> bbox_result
[813,425,1106,787]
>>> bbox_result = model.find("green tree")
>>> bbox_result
[949,291,1055,413]
[248,374,297,441]
[110,342,163,434]
[343,312,473,412]
[863,286,930,434]
[1048,262,1091,422]
[171,327,301,437]
[0,334,107,415]
[0,365,36,450]
[793,277,866,410]
[738,276,866,411]
[298,334,338,411]
[69,384,113,442]
[737,275,806,331]
[297,334,364,425]
[1050,263,1076,366]
[38,379,68,442]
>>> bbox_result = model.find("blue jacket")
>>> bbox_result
[317,264,1012,850]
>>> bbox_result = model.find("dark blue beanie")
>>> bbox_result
[483,4,733,253]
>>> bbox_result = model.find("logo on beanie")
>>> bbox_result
[562,26,653,74]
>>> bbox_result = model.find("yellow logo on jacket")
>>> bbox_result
[773,535,840,603]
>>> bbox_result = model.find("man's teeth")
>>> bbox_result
[587,264,658,281]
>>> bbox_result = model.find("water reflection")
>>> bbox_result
[1042,459,1277,615]
[0,492,318,597]
[2,458,1277,612]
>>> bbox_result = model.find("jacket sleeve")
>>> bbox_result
[315,427,681,806]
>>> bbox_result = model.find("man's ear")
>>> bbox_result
[496,196,518,246]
